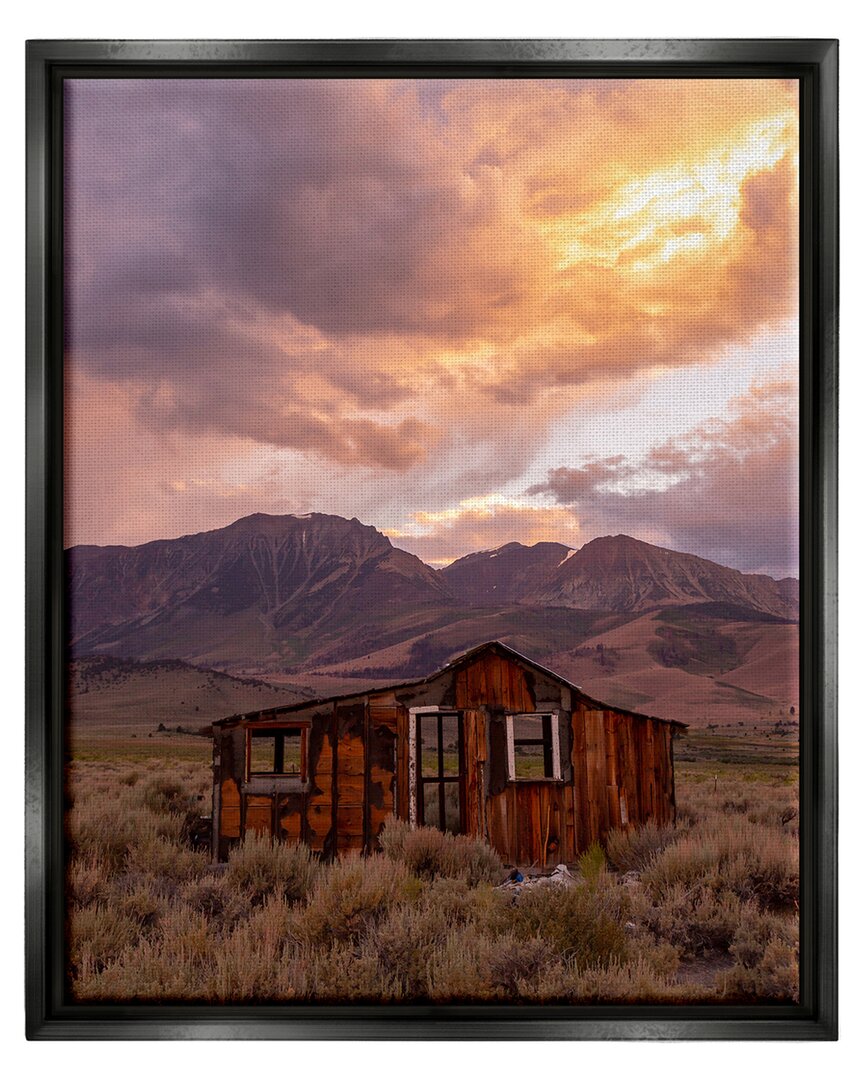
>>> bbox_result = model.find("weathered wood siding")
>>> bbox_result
[213,644,679,866]
[571,706,677,845]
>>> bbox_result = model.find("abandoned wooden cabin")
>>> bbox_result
[211,641,686,866]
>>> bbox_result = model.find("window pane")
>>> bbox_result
[249,734,276,773]
[422,785,441,829]
[443,782,461,833]
[418,714,461,778]
[418,716,440,777]
[440,714,460,776]
[281,732,302,776]
[513,742,547,779]
[249,729,303,775]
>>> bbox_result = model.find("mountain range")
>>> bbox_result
[67,513,799,726]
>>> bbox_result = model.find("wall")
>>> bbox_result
[214,648,677,865]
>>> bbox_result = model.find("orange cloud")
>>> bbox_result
[387,495,581,566]
[64,78,799,569]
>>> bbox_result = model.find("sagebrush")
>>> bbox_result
[66,758,798,1003]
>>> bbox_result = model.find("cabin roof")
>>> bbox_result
[213,639,687,729]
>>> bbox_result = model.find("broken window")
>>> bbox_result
[246,726,307,780]
[506,713,561,780]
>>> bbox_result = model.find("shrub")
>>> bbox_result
[576,841,608,884]
[286,940,382,1002]
[64,756,800,1005]
[123,834,207,883]
[74,908,213,1001]
[68,904,144,977]
[606,820,677,873]
[506,879,629,971]
[295,853,413,944]
[378,820,502,885]
[141,777,193,815]
[487,936,556,997]
[637,883,749,956]
[562,957,704,1003]
[117,878,167,930]
[722,939,799,1001]
[641,819,798,910]
[67,856,109,907]
[363,902,453,998]
[224,833,318,905]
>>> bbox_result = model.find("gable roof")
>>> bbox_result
[213,639,686,729]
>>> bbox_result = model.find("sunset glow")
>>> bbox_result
[64,78,799,577]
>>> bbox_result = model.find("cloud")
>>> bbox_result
[386,495,581,566]
[64,78,800,575]
[528,380,798,576]
[66,79,798,437]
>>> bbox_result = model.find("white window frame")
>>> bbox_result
[505,712,562,781]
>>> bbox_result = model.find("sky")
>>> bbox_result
[64,78,799,578]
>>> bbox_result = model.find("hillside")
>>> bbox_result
[66,513,799,726]
[445,534,798,619]
[68,513,451,669]
[67,655,310,733]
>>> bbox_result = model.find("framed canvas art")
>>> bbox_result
[25,39,838,1039]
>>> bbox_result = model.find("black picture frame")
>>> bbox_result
[25,38,838,1040]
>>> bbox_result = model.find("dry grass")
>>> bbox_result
[65,758,798,1003]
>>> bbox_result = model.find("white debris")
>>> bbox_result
[495,863,575,895]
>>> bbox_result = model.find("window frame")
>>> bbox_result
[245,722,309,782]
[505,712,563,782]
[408,707,465,832]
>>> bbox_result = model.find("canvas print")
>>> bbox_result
[63,77,800,1005]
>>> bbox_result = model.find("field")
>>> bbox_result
[65,725,799,1004]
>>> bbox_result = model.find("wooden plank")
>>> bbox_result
[367,693,397,708]
[220,778,241,839]
[221,806,241,839]
[306,800,332,851]
[279,800,303,843]
[584,710,608,843]
[655,723,671,824]
[244,795,272,835]
[221,777,240,808]
[558,786,576,863]
[529,787,542,866]
[476,658,489,708]
[455,667,469,710]
[367,712,396,848]
[336,772,366,802]
[643,720,657,820]
[463,708,481,837]
[486,791,508,860]
[395,705,409,820]
[306,711,335,853]
[617,715,639,830]
[488,655,504,708]
[335,702,365,853]
[571,708,589,854]
[502,658,517,713]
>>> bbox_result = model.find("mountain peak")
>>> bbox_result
[67,511,445,664]
[540,534,797,617]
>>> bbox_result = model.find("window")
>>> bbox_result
[246,726,307,780]
[506,713,561,780]
[411,710,464,834]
